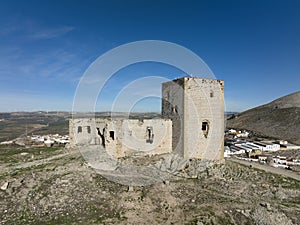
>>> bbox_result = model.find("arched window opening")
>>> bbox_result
[172,105,178,114]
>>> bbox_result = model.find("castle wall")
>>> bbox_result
[69,118,100,147]
[69,118,172,158]
[162,79,184,156]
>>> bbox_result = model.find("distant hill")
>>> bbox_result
[227,91,300,144]
[0,112,70,142]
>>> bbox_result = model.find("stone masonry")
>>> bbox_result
[162,77,224,160]
[70,77,224,160]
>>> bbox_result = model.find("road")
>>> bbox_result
[227,157,300,181]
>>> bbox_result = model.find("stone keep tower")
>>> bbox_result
[162,77,224,160]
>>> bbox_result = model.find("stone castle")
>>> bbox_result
[69,77,224,160]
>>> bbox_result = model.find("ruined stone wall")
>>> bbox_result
[69,118,100,147]
[120,119,172,157]
[162,79,184,157]
[69,118,172,158]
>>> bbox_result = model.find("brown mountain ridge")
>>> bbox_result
[227,91,300,144]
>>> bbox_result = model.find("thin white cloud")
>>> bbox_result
[0,18,74,40]
[26,26,74,40]
[0,44,87,83]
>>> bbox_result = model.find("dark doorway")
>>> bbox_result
[78,126,82,133]
[109,131,115,140]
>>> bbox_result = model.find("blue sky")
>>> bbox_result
[0,0,300,112]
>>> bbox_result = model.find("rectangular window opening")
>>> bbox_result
[202,122,208,131]
[146,126,154,144]
[109,131,115,140]
[77,126,82,133]
[202,121,209,138]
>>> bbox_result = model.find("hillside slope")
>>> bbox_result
[227,91,300,144]
[1,145,299,224]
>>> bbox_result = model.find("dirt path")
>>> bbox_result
[227,157,300,181]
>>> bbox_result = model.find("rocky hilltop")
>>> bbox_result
[227,91,300,144]
[1,145,299,224]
